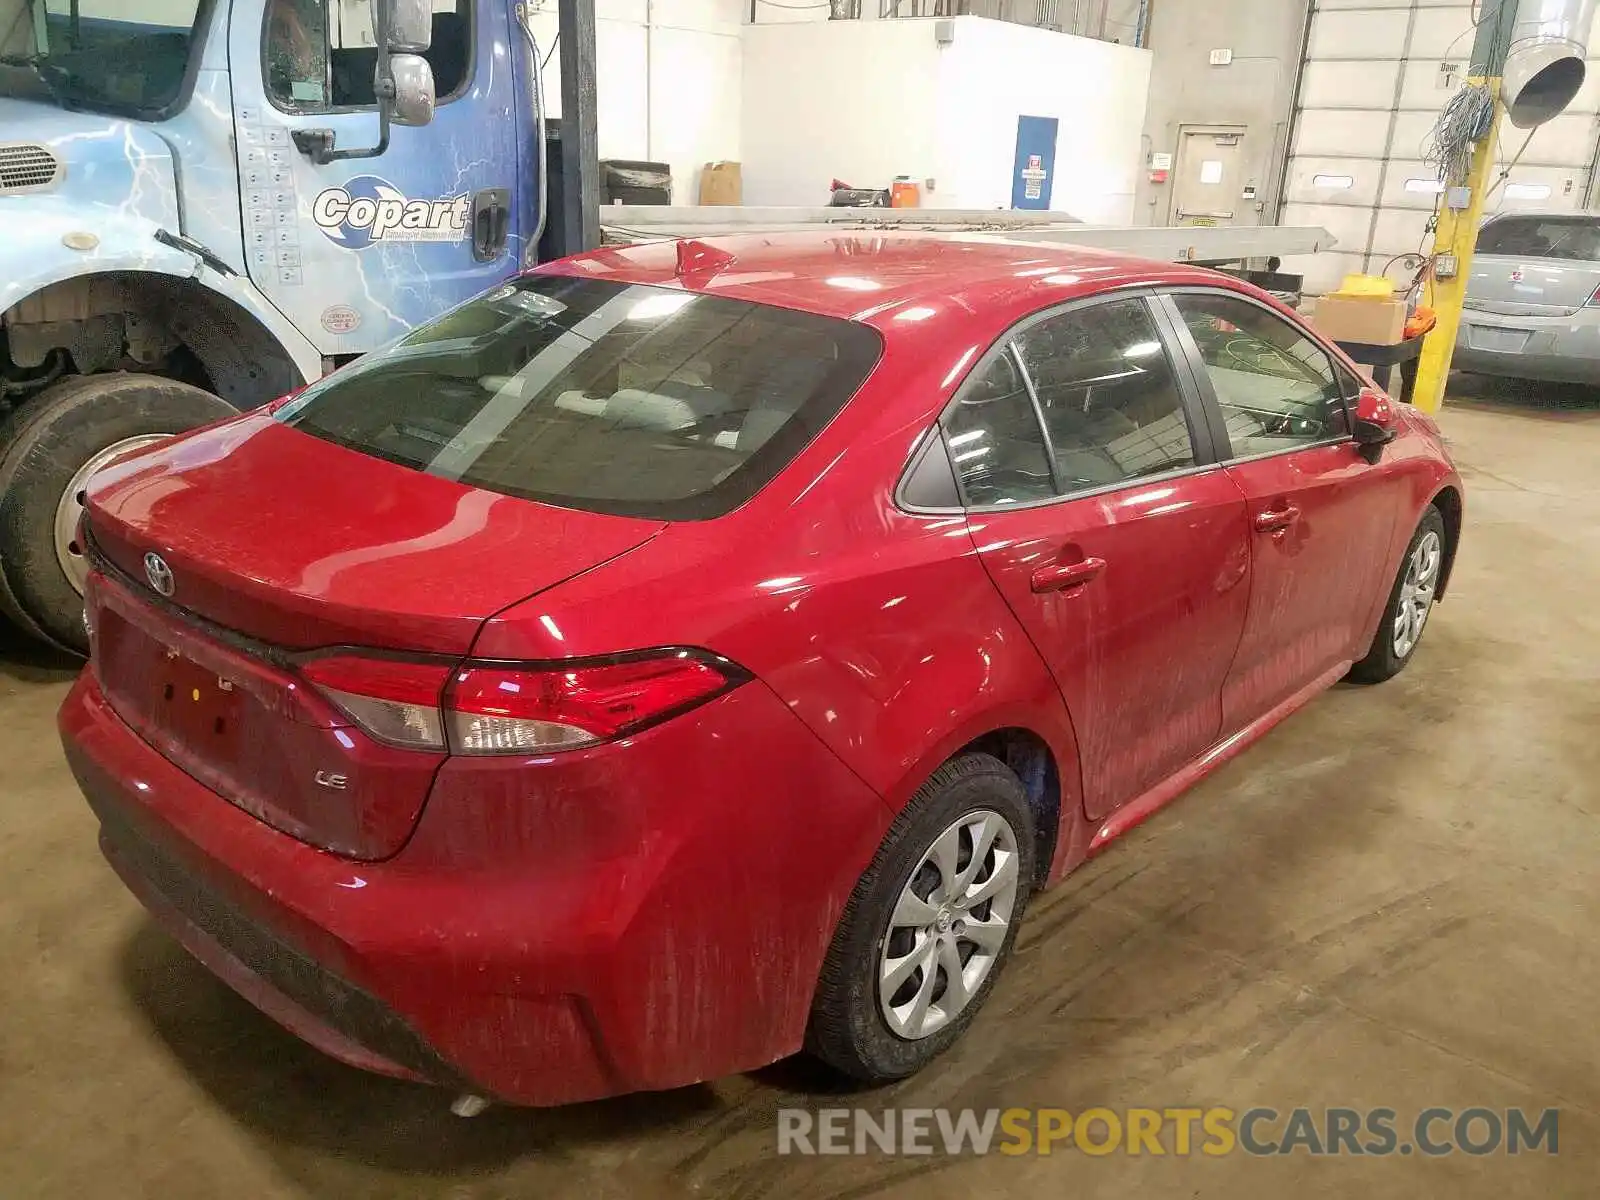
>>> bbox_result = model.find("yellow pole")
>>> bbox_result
[1411,80,1504,414]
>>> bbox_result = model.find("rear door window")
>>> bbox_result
[1477,217,1600,261]
[1012,298,1198,491]
[277,276,882,520]
[942,353,1057,507]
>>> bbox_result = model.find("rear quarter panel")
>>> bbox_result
[474,310,1089,871]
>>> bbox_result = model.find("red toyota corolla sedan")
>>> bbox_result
[60,233,1462,1107]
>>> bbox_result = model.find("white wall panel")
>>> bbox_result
[1314,0,1460,8]
[1517,112,1600,168]
[1398,57,1467,109]
[1391,110,1439,160]
[1293,109,1394,157]
[1487,165,1589,211]
[1406,6,1475,60]
[1300,60,1402,110]
[1379,158,1448,209]
[1284,156,1384,207]
[742,18,1149,218]
[1281,201,1379,250]
[529,0,744,203]
[1562,62,1600,114]
[1308,10,1410,59]
[1370,206,1434,257]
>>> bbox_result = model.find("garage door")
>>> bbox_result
[1280,0,1600,295]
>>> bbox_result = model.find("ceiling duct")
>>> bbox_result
[1503,0,1600,128]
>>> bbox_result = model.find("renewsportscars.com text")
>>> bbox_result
[776,1106,1559,1157]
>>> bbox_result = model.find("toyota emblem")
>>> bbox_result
[144,552,175,597]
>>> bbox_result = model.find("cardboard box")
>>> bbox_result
[698,161,742,206]
[1309,294,1407,346]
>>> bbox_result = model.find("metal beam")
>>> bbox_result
[556,0,600,254]
[600,206,1337,266]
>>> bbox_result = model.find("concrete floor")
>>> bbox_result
[3,383,1599,1198]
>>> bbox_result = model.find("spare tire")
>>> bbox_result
[0,373,236,653]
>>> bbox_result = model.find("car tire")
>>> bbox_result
[806,752,1037,1083]
[1348,505,1448,685]
[0,373,236,653]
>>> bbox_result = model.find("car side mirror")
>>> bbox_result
[1353,387,1398,461]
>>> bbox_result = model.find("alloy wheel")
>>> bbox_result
[878,809,1020,1041]
[1392,529,1442,659]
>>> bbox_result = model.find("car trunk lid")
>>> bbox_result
[84,412,665,653]
[83,413,664,858]
[1465,254,1600,317]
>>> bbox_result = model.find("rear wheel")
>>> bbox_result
[1348,505,1447,684]
[806,752,1036,1082]
[0,373,236,653]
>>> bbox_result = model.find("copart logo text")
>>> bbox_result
[312,175,470,249]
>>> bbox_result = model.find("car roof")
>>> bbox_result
[536,230,1239,328]
[1482,209,1600,222]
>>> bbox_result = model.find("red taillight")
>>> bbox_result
[1587,285,1600,308]
[299,655,451,750]
[299,650,742,755]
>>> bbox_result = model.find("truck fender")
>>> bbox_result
[1,208,322,392]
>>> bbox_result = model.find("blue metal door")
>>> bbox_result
[229,0,527,356]
[1010,115,1059,211]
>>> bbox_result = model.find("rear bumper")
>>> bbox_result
[1455,311,1600,383]
[61,669,891,1106]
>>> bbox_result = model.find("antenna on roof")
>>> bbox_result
[676,239,737,278]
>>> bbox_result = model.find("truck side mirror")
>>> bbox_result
[374,0,436,130]
[386,53,437,128]
[293,0,436,162]
[374,0,435,54]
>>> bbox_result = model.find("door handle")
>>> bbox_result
[1253,504,1302,533]
[1030,556,1107,594]
[472,187,512,262]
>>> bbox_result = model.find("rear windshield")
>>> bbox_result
[277,276,882,520]
[1477,216,1600,262]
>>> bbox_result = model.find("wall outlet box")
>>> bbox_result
[1209,48,1233,66]
[1435,253,1459,279]
[1445,185,1472,211]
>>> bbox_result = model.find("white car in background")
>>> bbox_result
[1456,212,1600,384]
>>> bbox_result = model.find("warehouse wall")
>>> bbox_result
[527,0,744,205]
[750,0,1146,39]
[740,19,942,205]
[1133,0,1312,227]
[1282,0,1600,294]
[741,15,1149,218]
[933,17,1149,219]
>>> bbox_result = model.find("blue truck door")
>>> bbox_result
[1010,115,1058,211]
[230,0,523,355]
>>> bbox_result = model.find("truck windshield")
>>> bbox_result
[0,0,209,119]
[276,276,884,521]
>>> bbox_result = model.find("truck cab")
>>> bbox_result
[0,0,542,651]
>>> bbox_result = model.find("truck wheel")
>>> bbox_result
[0,373,236,653]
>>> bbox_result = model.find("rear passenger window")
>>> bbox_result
[1013,299,1197,491]
[1174,293,1348,458]
[943,353,1055,507]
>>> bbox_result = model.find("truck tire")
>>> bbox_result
[0,373,236,653]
